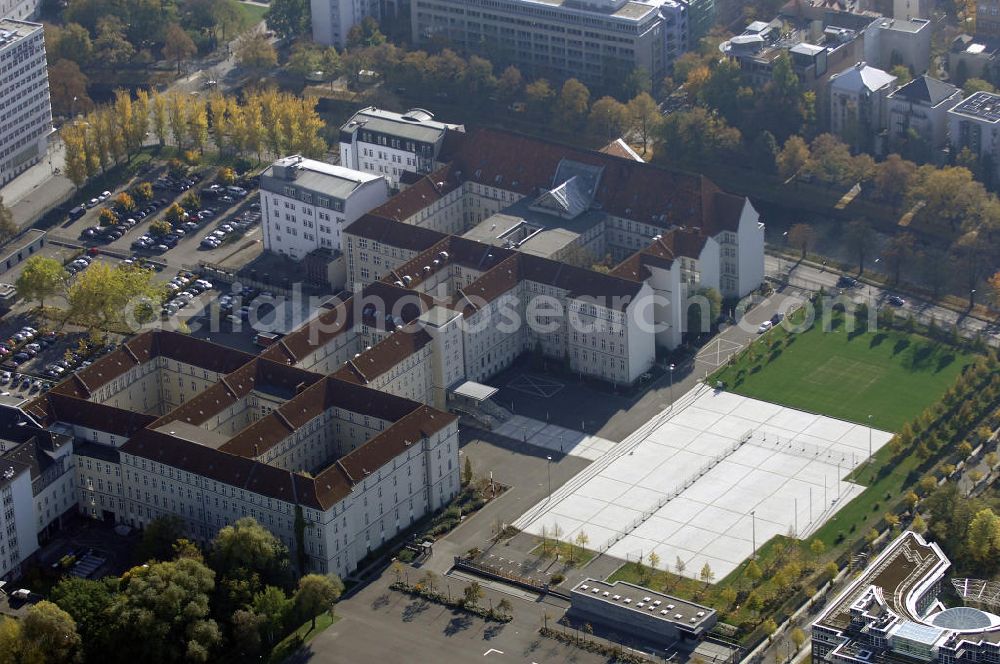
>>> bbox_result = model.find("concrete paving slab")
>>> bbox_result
[515,387,894,579]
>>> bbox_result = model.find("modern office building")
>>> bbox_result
[409,0,689,88]
[310,0,380,49]
[863,16,932,75]
[811,530,1000,664]
[260,155,389,260]
[948,91,1000,182]
[338,107,463,187]
[886,75,962,154]
[0,19,52,187]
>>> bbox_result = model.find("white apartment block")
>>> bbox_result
[261,155,389,261]
[310,0,380,49]
[829,62,897,153]
[886,75,962,153]
[948,91,1000,183]
[410,0,688,87]
[339,107,463,187]
[0,0,40,20]
[0,20,52,187]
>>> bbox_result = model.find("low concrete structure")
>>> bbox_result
[569,578,717,647]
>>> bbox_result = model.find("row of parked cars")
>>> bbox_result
[200,207,261,250]
[153,171,204,193]
[162,272,214,317]
[80,198,170,244]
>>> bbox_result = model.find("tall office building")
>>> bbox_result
[310,0,380,49]
[0,20,52,187]
[410,0,688,88]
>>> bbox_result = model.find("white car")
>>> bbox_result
[0,372,9,385]
[757,321,773,334]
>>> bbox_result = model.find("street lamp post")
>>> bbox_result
[751,510,756,558]
[668,363,675,407]
[971,288,977,310]
[546,455,552,501]
[781,231,788,279]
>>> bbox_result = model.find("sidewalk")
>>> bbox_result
[0,140,74,228]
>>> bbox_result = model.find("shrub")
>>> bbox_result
[550,572,565,585]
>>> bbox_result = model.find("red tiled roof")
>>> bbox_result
[333,325,433,384]
[343,214,446,252]
[337,406,456,483]
[369,163,461,221]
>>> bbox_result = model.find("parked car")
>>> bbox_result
[837,276,859,289]
[888,295,906,307]
[757,320,773,334]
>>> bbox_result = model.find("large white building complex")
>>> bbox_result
[0,19,52,187]
[0,0,39,21]
[813,530,1000,664]
[409,0,688,87]
[260,155,389,260]
[338,107,464,187]
[0,116,763,583]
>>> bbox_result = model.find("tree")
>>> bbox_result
[907,165,988,232]
[115,192,135,213]
[294,574,345,629]
[700,562,714,585]
[50,577,117,663]
[787,223,815,259]
[21,601,81,664]
[286,42,324,79]
[210,517,291,589]
[231,609,264,658]
[462,581,484,608]
[806,134,854,186]
[745,591,763,614]
[648,550,661,571]
[675,555,687,577]
[235,32,277,76]
[762,618,778,635]
[777,135,810,180]
[809,538,826,557]
[912,513,927,534]
[720,586,737,607]
[967,508,1000,564]
[497,66,523,101]
[94,17,134,72]
[149,219,172,237]
[951,230,991,308]
[750,130,779,174]
[253,586,291,646]
[62,125,88,188]
[874,154,916,207]
[687,287,721,335]
[845,219,875,273]
[659,107,742,164]
[588,96,631,140]
[0,196,16,244]
[133,182,154,202]
[67,261,165,331]
[554,78,591,131]
[0,617,22,661]
[113,557,221,662]
[890,65,912,85]
[496,597,513,618]
[525,79,554,116]
[347,16,386,49]
[628,92,660,154]
[265,0,311,39]
[964,78,996,95]
[882,232,916,284]
[136,515,186,562]
[51,22,93,65]
[790,627,807,650]
[462,456,473,485]
[151,91,169,147]
[164,23,196,74]
[48,59,91,118]
[744,559,762,587]
[16,256,67,308]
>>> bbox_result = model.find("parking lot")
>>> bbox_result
[55,164,262,275]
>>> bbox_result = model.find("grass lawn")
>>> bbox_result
[236,1,269,27]
[266,612,339,664]
[713,312,977,432]
[529,539,596,567]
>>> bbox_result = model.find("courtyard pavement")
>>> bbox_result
[492,416,616,461]
[513,385,893,580]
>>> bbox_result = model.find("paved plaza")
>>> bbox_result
[493,415,616,460]
[513,386,893,580]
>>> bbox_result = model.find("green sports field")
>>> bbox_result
[713,314,978,432]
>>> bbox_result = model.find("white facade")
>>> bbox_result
[948,91,1000,183]
[261,155,388,260]
[886,76,963,153]
[829,62,897,152]
[0,0,39,20]
[863,17,932,75]
[0,20,52,187]
[339,107,463,187]
[310,0,380,49]
[0,466,35,580]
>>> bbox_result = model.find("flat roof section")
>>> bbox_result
[572,578,716,632]
[450,381,498,402]
[950,91,1000,123]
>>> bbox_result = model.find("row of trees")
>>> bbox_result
[46,0,252,115]
[61,87,327,190]
[16,255,164,330]
[27,517,345,663]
